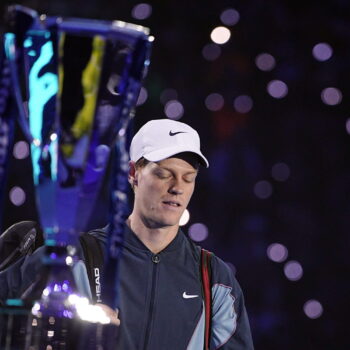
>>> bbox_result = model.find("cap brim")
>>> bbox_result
[144,146,209,168]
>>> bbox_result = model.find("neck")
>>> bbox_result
[127,214,179,254]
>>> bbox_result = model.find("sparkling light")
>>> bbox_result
[202,43,221,61]
[267,243,288,263]
[234,95,253,113]
[136,87,148,106]
[255,53,276,71]
[188,223,209,242]
[13,141,29,159]
[131,3,152,20]
[312,43,333,62]
[254,180,273,199]
[284,260,303,281]
[271,162,290,182]
[9,186,26,206]
[160,88,178,104]
[210,26,231,45]
[321,87,342,106]
[303,299,323,319]
[179,209,190,226]
[205,93,224,111]
[50,133,57,142]
[164,100,184,120]
[267,80,288,99]
[220,8,240,26]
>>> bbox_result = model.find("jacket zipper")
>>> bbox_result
[143,254,160,350]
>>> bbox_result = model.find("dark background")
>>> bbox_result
[1,0,349,348]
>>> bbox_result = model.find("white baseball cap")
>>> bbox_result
[130,119,209,167]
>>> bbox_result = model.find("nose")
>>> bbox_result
[168,179,183,195]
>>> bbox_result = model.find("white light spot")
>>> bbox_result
[131,3,152,20]
[284,260,303,281]
[65,256,73,266]
[312,43,333,62]
[50,133,57,142]
[136,87,148,106]
[164,100,184,120]
[267,80,288,99]
[188,223,209,242]
[271,162,290,182]
[255,53,276,71]
[234,95,253,113]
[9,186,26,206]
[220,8,240,26]
[160,88,178,104]
[202,43,221,61]
[205,93,224,111]
[321,87,342,106]
[210,26,231,45]
[267,243,288,263]
[13,141,29,159]
[179,209,190,226]
[346,118,350,135]
[303,299,323,319]
[254,180,273,199]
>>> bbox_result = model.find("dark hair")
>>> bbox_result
[135,157,150,169]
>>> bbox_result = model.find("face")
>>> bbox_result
[130,154,198,229]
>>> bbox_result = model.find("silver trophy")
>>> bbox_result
[0,5,152,349]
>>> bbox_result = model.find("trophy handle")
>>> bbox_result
[4,5,39,144]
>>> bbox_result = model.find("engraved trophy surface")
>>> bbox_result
[0,5,152,349]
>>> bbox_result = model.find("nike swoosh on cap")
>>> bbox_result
[182,292,199,299]
[169,130,187,136]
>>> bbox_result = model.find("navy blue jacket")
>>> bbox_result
[0,225,254,349]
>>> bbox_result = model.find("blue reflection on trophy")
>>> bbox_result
[0,4,152,349]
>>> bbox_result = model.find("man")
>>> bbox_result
[105,118,254,349]
[0,119,254,349]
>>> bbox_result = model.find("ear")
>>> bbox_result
[128,161,138,187]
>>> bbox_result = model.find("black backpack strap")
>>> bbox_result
[201,248,213,350]
[79,232,105,303]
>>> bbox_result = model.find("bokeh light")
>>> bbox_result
[284,260,303,281]
[234,95,253,113]
[254,180,273,199]
[303,300,323,319]
[267,243,288,262]
[188,223,209,242]
[9,186,26,206]
[131,3,152,20]
[136,87,148,106]
[164,100,184,120]
[220,8,240,26]
[13,141,29,159]
[210,26,231,45]
[267,80,288,99]
[255,53,276,71]
[271,162,290,181]
[346,118,350,135]
[312,43,333,62]
[321,87,342,106]
[205,93,224,111]
[160,88,178,104]
[202,43,221,61]
[179,209,190,226]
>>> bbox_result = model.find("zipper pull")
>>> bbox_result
[152,254,160,264]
